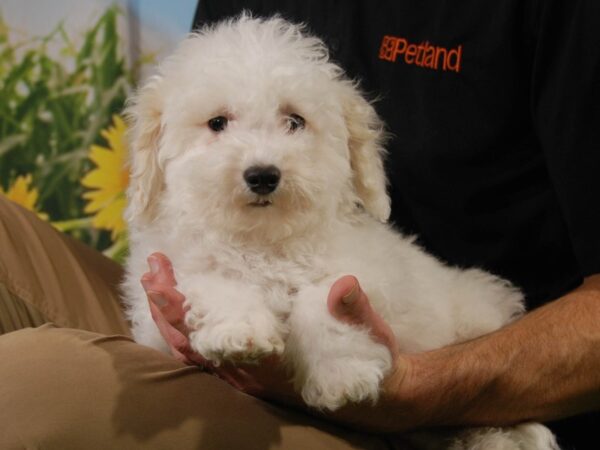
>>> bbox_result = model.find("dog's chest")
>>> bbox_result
[189,247,324,299]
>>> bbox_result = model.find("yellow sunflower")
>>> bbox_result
[81,114,129,239]
[0,174,49,220]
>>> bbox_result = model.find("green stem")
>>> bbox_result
[103,234,128,262]
[51,217,92,232]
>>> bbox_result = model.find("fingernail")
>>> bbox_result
[148,256,159,274]
[342,283,359,305]
[148,291,168,308]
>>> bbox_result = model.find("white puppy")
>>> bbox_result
[123,15,558,449]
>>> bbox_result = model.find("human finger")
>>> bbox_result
[327,275,399,359]
[141,253,189,335]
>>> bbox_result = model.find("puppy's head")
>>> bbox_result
[126,15,390,242]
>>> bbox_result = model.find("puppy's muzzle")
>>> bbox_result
[244,165,281,195]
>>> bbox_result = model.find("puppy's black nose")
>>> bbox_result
[244,165,281,195]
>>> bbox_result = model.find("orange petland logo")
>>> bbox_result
[379,35,463,73]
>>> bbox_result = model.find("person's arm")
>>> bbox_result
[142,253,600,433]
[347,273,600,432]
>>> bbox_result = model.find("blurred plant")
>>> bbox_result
[81,114,129,259]
[0,5,133,260]
[0,174,49,220]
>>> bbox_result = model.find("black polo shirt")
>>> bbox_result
[193,2,600,447]
[193,0,600,308]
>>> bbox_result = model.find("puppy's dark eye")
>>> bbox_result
[286,113,305,133]
[208,116,228,132]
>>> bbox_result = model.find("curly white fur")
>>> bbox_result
[123,15,558,450]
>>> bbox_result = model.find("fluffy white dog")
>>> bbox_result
[123,15,558,450]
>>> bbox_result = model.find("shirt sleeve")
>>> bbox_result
[193,0,277,29]
[531,0,600,277]
[193,0,242,28]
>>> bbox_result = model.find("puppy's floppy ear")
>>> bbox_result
[125,75,165,225]
[343,85,391,222]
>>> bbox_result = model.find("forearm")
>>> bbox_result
[398,274,600,429]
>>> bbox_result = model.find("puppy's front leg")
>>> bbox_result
[286,282,393,411]
[181,275,285,364]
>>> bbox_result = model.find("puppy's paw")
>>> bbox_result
[300,351,391,411]
[449,423,559,450]
[189,313,284,364]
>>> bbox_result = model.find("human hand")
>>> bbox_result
[140,253,202,365]
[140,252,301,405]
